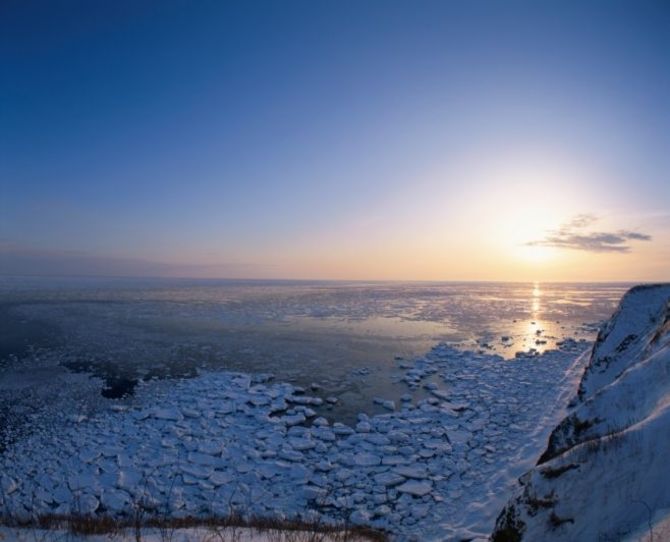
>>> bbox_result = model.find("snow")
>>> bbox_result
[579,283,670,399]
[492,284,670,542]
[0,336,589,541]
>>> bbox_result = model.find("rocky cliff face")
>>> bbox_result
[491,284,670,542]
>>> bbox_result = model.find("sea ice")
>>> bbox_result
[0,339,589,541]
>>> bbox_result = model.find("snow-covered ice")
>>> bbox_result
[0,337,589,540]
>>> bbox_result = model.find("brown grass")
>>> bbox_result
[1,513,388,541]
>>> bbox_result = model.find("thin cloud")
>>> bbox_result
[565,213,598,229]
[526,215,652,253]
[0,243,263,279]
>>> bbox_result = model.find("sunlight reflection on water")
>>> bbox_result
[1,278,629,420]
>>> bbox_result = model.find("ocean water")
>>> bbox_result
[0,277,629,423]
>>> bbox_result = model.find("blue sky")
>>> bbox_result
[1,0,669,280]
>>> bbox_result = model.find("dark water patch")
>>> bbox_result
[101,376,138,398]
[62,359,139,399]
[63,358,200,399]
[99,367,200,399]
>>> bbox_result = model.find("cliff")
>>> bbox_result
[492,284,670,542]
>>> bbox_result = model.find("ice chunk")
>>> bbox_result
[397,480,433,497]
[353,452,381,467]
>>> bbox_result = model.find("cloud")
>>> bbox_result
[564,213,598,229]
[526,215,652,253]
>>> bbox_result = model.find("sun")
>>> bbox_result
[516,243,556,263]
[495,206,561,264]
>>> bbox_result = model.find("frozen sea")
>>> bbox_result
[1,277,628,425]
[0,277,633,539]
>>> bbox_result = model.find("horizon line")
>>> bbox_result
[0,272,658,286]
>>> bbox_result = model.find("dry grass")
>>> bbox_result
[0,513,388,542]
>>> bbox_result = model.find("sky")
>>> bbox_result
[1,0,669,282]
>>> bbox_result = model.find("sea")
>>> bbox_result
[0,276,629,422]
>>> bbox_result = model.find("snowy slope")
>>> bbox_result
[491,284,670,542]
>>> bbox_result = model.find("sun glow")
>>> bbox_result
[493,204,562,265]
[460,156,587,272]
[517,243,556,263]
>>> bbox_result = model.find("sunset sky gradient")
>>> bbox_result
[1,1,669,281]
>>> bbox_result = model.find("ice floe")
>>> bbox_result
[0,339,589,540]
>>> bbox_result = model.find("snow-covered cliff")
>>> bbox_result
[491,284,670,542]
